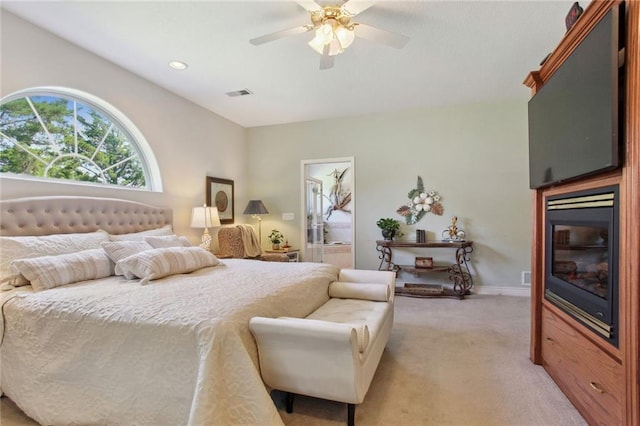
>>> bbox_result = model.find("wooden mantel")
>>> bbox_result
[524,0,639,424]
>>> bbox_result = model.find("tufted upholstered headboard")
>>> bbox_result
[0,196,173,237]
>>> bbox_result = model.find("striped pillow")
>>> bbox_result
[116,247,221,284]
[144,235,192,248]
[12,249,114,291]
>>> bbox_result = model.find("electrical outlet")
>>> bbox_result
[521,271,532,286]
[282,212,294,221]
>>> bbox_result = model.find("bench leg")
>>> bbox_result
[347,403,355,426]
[286,392,294,413]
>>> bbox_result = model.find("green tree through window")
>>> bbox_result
[0,93,148,188]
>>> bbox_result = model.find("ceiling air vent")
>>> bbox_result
[225,89,253,97]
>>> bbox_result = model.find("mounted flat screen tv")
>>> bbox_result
[528,4,625,189]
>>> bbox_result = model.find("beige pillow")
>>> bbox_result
[101,240,153,275]
[12,249,114,292]
[0,230,110,284]
[109,225,173,241]
[144,235,191,248]
[116,247,222,284]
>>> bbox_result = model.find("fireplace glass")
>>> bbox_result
[552,224,609,299]
[544,185,618,346]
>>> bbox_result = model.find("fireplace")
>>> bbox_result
[544,185,619,347]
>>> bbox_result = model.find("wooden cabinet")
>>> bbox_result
[525,1,640,424]
[541,305,623,425]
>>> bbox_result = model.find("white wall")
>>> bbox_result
[0,12,247,241]
[247,101,533,289]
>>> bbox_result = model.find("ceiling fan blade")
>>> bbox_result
[319,45,334,70]
[354,23,409,49]
[295,0,322,12]
[342,1,375,16]
[250,25,314,45]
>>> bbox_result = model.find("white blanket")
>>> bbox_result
[0,259,339,425]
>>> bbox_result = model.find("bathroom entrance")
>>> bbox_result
[301,157,355,268]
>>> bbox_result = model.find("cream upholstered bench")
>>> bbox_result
[249,269,395,426]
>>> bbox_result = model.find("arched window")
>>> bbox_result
[0,87,162,191]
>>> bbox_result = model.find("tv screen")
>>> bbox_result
[528,5,623,189]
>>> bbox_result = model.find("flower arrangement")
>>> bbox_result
[268,229,284,244]
[396,176,444,225]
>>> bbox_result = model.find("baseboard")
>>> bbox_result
[473,286,531,297]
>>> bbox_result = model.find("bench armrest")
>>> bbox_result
[249,316,365,403]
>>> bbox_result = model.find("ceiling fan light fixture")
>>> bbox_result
[334,25,355,49]
[308,33,327,55]
[309,20,351,56]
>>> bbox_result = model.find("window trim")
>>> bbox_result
[0,86,163,192]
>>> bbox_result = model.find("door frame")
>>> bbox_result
[300,156,355,266]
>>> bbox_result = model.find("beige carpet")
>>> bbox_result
[1,295,586,426]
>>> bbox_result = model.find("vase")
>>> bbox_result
[272,243,280,250]
[381,229,395,241]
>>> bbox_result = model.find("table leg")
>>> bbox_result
[376,244,399,272]
[448,246,474,296]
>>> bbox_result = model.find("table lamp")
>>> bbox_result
[190,204,221,250]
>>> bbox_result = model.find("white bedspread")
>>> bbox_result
[0,259,339,425]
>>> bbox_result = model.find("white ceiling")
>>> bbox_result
[2,1,574,128]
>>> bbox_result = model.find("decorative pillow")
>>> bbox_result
[328,281,391,302]
[101,240,153,275]
[144,235,192,249]
[116,247,222,284]
[0,230,110,282]
[11,249,115,292]
[109,225,173,241]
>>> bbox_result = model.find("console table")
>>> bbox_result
[376,240,474,298]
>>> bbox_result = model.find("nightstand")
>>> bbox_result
[264,249,299,262]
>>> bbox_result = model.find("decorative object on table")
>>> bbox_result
[325,168,351,219]
[565,2,583,32]
[396,176,443,225]
[243,199,269,245]
[415,256,433,269]
[268,229,285,250]
[441,216,466,242]
[190,204,221,250]
[376,217,402,241]
[206,176,234,224]
[416,229,426,243]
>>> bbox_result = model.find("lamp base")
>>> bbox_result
[200,228,212,251]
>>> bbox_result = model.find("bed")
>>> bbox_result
[0,196,339,425]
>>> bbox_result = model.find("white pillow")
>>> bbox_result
[117,247,221,284]
[11,249,114,292]
[144,235,191,248]
[0,230,110,282]
[109,225,173,241]
[328,281,391,302]
[101,240,153,275]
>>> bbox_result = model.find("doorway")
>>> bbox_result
[300,157,355,268]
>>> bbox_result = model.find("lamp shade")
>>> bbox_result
[243,200,269,215]
[190,205,221,228]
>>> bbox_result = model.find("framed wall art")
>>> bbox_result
[206,176,234,224]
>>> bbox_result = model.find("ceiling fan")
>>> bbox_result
[249,1,409,70]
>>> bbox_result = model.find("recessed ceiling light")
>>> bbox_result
[168,61,188,70]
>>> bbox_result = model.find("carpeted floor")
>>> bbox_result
[1,294,587,425]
